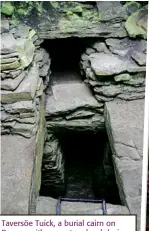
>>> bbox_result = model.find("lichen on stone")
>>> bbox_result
[1,2,14,16]
[125,6,147,39]
[50,1,58,9]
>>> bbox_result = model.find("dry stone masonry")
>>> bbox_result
[80,38,146,103]
[40,134,65,197]
[0,2,148,230]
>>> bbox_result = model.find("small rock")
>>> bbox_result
[89,53,145,76]
[14,26,30,39]
[131,50,146,65]
[1,60,21,71]
[85,48,95,55]
[1,69,22,79]
[94,85,122,97]
[124,1,141,16]
[96,1,128,22]
[1,71,26,91]
[81,53,88,61]
[1,33,17,54]
[92,42,110,53]
[1,2,14,16]
[1,52,18,59]
[1,57,19,64]
[125,6,147,39]
[16,38,35,68]
[114,73,132,82]
[0,20,9,34]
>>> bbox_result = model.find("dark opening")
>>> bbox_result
[41,38,98,83]
[40,131,121,205]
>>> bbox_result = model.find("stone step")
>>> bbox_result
[36,196,130,215]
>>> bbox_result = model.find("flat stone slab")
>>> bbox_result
[36,196,130,215]
[45,81,104,132]
[1,135,36,214]
[104,99,144,230]
[89,53,146,76]
[46,82,102,115]
[1,66,39,103]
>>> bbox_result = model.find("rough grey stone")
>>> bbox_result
[94,85,122,97]
[41,134,65,196]
[1,71,26,91]
[14,26,30,39]
[1,66,39,103]
[46,82,102,116]
[97,1,128,22]
[85,48,95,55]
[1,57,19,64]
[131,50,146,65]
[1,135,36,214]
[47,115,105,133]
[1,69,22,79]
[92,42,110,53]
[36,196,130,214]
[124,1,141,16]
[104,99,144,229]
[95,94,114,103]
[89,53,145,76]
[0,20,9,33]
[125,5,148,39]
[3,100,36,114]
[1,33,17,54]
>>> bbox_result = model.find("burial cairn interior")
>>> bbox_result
[1,1,148,230]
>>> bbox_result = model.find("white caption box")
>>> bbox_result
[0,215,136,231]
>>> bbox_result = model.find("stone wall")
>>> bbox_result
[80,37,146,106]
[1,20,51,210]
[40,134,65,197]
[0,1,148,221]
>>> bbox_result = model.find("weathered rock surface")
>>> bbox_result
[46,81,105,132]
[104,99,144,230]
[7,2,128,39]
[96,1,127,23]
[40,134,65,197]
[36,196,130,215]
[1,135,36,214]
[80,38,146,103]
[125,5,148,39]
[1,23,48,140]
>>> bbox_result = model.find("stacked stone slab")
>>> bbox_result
[40,134,65,196]
[45,82,105,133]
[33,47,51,90]
[1,20,51,213]
[80,37,146,105]
[1,21,51,138]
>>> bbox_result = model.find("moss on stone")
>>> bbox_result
[66,10,73,16]
[114,73,132,82]
[50,1,58,9]
[1,2,14,16]
[1,60,21,71]
[17,8,29,16]
[125,8,147,39]
[124,1,140,9]
[73,5,83,13]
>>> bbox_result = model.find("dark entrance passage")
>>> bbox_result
[40,130,121,205]
[41,38,98,84]
[58,131,106,199]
